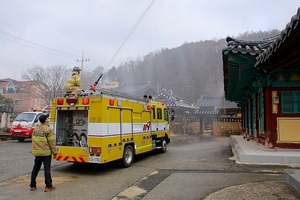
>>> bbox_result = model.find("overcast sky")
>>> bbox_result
[0,0,299,80]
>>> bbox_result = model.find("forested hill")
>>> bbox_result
[107,30,280,103]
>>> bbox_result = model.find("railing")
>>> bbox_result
[55,88,150,103]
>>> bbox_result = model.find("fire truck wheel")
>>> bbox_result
[122,145,134,168]
[160,139,167,153]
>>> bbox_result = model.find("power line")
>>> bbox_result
[0,30,80,59]
[0,0,156,71]
[0,29,103,69]
[0,20,82,56]
[106,0,155,68]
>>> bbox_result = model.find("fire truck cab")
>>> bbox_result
[51,89,171,167]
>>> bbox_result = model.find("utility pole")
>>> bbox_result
[77,51,90,73]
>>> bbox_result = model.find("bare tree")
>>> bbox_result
[204,67,224,96]
[22,65,70,105]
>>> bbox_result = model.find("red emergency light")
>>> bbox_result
[147,105,151,110]
[57,98,64,105]
[109,99,114,106]
[82,98,89,105]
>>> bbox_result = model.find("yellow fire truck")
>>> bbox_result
[50,89,172,167]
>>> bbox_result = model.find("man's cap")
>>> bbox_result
[39,114,49,123]
[73,66,81,72]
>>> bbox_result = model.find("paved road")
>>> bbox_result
[0,135,299,200]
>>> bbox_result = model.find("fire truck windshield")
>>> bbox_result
[15,113,37,122]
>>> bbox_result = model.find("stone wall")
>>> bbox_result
[187,121,200,134]
[170,118,242,135]
[213,120,242,135]
[170,121,200,135]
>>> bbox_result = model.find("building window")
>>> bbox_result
[7,88,14,93]
[281,91,300,113]
[15,99,19,105]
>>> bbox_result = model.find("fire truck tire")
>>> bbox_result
[122,145,134,168]
[160,139,167,153]
[17,137,25,142]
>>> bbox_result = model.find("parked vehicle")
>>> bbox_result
[10,112,43,142]
[52,89,173,167]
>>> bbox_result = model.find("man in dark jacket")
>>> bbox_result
[29,114,57,192]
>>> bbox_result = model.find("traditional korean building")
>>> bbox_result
[222,7,300,148]
[195,96,241,135]
[153,89,198,135]
[113,83,198,134]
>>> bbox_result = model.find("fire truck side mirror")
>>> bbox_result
[170,109,175,121]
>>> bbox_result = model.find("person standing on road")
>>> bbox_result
[29,114,57,192]
[63,66,82,96]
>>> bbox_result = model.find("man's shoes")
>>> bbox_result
[44,186,56,192]
[30,187,37,191]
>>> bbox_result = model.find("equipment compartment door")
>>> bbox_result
[121,108,133,137]
[107,107,121,139]
[107,107,123,160]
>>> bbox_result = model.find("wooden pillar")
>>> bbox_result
[264,87,274,148]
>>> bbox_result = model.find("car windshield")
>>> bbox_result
[14,113,36,122]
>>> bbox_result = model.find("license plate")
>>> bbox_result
[14,130,21,133]
[88,156,101,163]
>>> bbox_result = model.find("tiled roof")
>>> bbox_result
[195,96,239,115]
[1,78,13,81]
[222,36,275,56]
[153,89,197,109]
[222,7,300,103]
[0,78,36,88]
[196,96,238,108]
[14,81,36,87]
[255,7,300,68]
[0,78,14,87]
[195,106,218,115]
[222,36,276,102]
